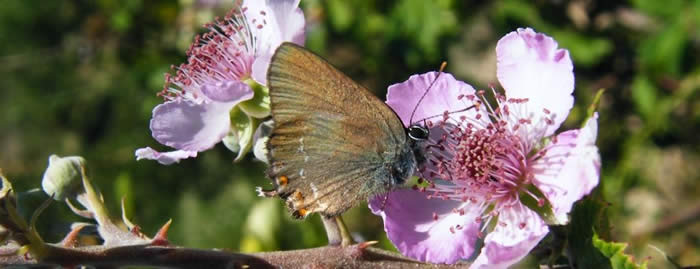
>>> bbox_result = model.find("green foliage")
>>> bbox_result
[631,75,658,122]
[593,234,648,269]
[568,197,611,269]
[552,30,612,68]
[387,0,458,64]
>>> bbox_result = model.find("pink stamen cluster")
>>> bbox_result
[416,89,556,236]
[159,7,268,101]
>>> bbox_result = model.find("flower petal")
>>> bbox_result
[251,56,271,85]
[496,28,574,136]
[369,189,479,264]
[471,204,549,269]
[135,147,198,165]
[149,85,251,152]
[201,80,253,103]
[246,0,305,84]
[386,72,479,127]
[532,113,600,223]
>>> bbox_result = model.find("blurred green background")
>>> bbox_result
[1,0,699,267]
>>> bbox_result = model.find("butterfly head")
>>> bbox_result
[407,125,429,141]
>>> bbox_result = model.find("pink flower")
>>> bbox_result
[136,0,305,165]
[370,28,601,267]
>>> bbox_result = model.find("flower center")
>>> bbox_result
[415,88,560,235]
[455,127,505,184]
[159,7,258,101]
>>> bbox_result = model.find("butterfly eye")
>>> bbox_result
[407,125,429,141]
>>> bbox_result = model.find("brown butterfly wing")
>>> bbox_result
[265,42,413,217]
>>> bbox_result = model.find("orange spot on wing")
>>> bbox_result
[278,175,288,186]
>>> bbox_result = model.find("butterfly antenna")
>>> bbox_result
[409,62,447,125]
[413,105,477,124]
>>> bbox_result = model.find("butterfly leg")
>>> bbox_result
[321,215,354,246]
[255,186,278,197]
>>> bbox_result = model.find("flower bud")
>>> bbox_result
[41,155,85,200]
[252,120,273,164]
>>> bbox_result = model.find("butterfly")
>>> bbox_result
[260,42,431,218]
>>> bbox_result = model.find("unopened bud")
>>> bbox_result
[41,155,85,200]
[252,120,273,164]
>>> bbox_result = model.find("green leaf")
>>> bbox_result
[630,0,683,19]
[568,197,611,269]
[593,234,648,269]
[492,0,545,29]
[631,75,658,122]
[639,19,687,76]
[389,0,457,62]
[327,0,354,32]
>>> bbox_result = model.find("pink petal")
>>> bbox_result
[471,205,549,269]
[201,80,253,103]
[251,56,271,85]
[369,189,479,264]
[149,82,252,152]
[532,113,600,223]
[265,0,305,46]
[496,28,574,137]
[245,0,305,85]
[135,147,198,165]
[386,72,479,127]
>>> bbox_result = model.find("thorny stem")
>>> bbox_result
[1,165,465,268]
[0,243,461,268]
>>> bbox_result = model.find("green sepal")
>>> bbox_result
[586,88,605,123]
[223,107,260,162]
[0,173,47,259]
[519,183,563,225]
[239,78,270,118]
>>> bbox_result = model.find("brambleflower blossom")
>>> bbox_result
[136,0,304,165]
[370,28,601,267]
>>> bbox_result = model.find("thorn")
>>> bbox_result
[30,195,53,231]
[349,241,378,259]
[121,197,136,230]
[151,219,172,246]
[130,225,143,236]
[60,223,89,248]
[65,198,94,219]
[357,240,378,250]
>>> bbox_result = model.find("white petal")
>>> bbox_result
[532,113,600,223]
[496,28,574,137]
[471,204,549,268]
[135,147,198,165]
